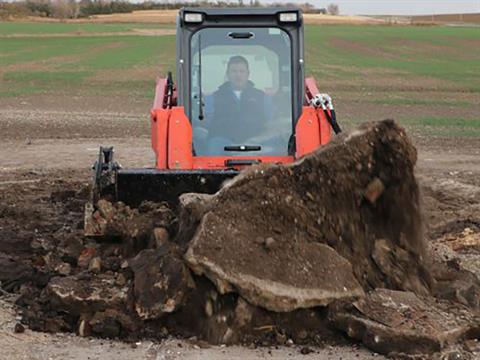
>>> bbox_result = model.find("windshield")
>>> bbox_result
[190,27,293,156]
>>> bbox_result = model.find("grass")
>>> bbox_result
[0,22,479,138]
[0,28,176,97]
[370,98,472,107]
[305,25,480,92]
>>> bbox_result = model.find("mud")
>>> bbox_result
[1,120,480,359]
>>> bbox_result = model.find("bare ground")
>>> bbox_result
[0,93,479,358]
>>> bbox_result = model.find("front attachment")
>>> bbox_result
[85,146,239,236]
[85,146,121,236]
[115,169,238,207]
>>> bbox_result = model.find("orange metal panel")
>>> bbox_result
[151,109,170,169]
[295,106,321,158]
[193,156,294,170]
[152,78,168,109]
[168,107,193,169]
[316,108,332,145]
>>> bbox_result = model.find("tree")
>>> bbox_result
[327,3,339,15]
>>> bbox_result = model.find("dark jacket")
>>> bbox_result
[209,81,267,144]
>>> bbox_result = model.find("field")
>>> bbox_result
[1,20,480,359]
[411,12,480,24]
[1,21,479,138]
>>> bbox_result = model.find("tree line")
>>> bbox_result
[0,0,339,20]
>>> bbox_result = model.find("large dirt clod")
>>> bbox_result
[129,244,195,320]
[329,288,480,356]
[46,273,130,315]
[185,120,430,312]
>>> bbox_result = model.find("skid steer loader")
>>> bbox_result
[85,7,341,235]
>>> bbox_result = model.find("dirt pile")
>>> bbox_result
[3,120,480,358]
[185,119,430,311]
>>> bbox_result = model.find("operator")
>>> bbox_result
[207,55,268,152]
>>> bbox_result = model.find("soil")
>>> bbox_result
[1,94,480,358]
[185,121,431,312]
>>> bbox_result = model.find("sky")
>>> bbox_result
[271,0,480,15]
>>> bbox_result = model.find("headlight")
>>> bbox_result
[184,13,203,23]
[279,12,298,22]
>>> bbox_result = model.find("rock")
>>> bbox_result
[297,329,308,340]
[90,314,120,338]
[89,309,140,338]
[233,298,254,328]
[372,239,430,295]
[55,262,71,276]
[46,273,129,315]
[204,299,213,317]
[115,273,127,287]
[30,237,55,252]
[14,323,25,333]
[102,257,120,272]
[88,200,176,255]
[275,331,287,345]
[129,245,195,320]
[88,257,101,274]
[57,237,83,264]
[78,319,91,337]
[0,253,35,292]
[329,289,480,357]
[464,339,480,353]
[42,252,61,271]
[97,199,115,221]
[176,193,215,248]
[222,327,234,344]
[78,247,97,268]
[264,237,276,250]
[363,177,385,204]
[300,346,314,355]
[152,227,170,248]
[431,260,480,310]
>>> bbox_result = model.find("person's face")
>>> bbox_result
[227,63,249,90]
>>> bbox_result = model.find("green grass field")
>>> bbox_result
[306,25,480,88]
[1,22,479,136]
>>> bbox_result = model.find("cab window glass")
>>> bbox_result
[190,27,292,156]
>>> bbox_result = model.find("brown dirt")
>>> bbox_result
[1,119,478,359]
[1,91,480,359]
[329,38,402,60]
[186,121,430,307]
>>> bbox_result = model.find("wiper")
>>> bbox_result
[224,145,261,152]
[197,34,204,121]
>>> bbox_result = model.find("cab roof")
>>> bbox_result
[180,7,302,16]
[179,7,303,24]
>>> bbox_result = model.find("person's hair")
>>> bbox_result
[227,55,249,71]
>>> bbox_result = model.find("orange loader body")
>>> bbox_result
[151,77,332,171]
